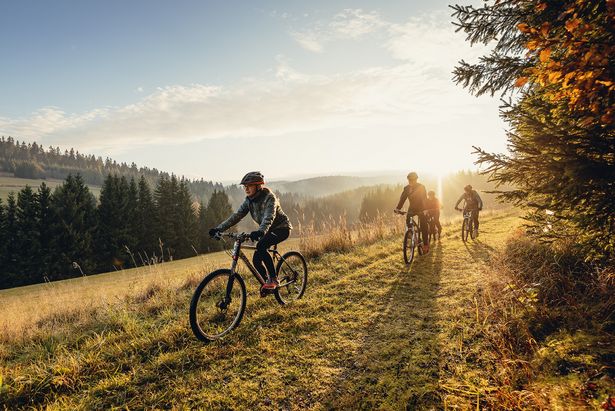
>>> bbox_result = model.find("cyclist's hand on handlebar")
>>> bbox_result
[455,207,461,211]
[393,208,403,215]
[249,230,264,242]
[208,228,221,238]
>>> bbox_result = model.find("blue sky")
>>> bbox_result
[0,0,506,181]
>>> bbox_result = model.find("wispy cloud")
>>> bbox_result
[0,9,494,157]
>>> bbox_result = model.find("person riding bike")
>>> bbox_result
[209,171,292,291]
[394,171,429,254]
[454,184,483,237]
[425,190,442,240]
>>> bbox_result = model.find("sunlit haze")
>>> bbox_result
[0,0,507,182]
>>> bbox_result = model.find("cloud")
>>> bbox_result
[330,9,384,38]
[0,9,497,157]
[290,30,323,53]
[292,8,385,52]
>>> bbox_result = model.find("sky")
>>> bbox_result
[0,0,508,182]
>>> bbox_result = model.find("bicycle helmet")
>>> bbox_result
[464,184,473,191]
[240,171,264,185]
[407,171,418,180]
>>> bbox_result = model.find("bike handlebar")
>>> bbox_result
[393,209,407,215]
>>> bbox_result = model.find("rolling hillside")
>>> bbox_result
[2,212,609,409]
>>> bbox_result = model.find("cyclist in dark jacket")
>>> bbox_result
[395,171,429,254]
[209,171,292,290]
[425,190,442,240]
[454,184,483,237]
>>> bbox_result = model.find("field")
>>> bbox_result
[0,176,101,201]
[1,211,612,409]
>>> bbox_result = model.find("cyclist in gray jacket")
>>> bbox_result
[455,184,483,237]
[209,171,292,290]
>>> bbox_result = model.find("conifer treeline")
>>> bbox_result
[0,173,233,289]
[0,136,226,201]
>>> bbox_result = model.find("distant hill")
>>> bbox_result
[268,175,402,197]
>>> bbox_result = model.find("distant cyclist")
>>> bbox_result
[454,184,483,237]
[394,171,429,254]
[425,190,442,240]
[209,171,292,290]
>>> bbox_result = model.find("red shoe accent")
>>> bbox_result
[261,277,278,290]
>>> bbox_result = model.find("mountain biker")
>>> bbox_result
[394,171,429,254]
[454,184,483,237]
[425,190,442,240]
[209,171,292,290]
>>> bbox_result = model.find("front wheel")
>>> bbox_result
[403,226,416,264]
[461,218,470,242]
[189,269,247,343]
[274,251,308,305]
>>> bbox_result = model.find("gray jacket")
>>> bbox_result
[216,187,292,233]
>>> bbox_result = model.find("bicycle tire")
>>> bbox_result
[189,269,247,343]
[469,217,476,240]
[274,251,308,305]
[403,225,416,264]
[461,218,469,242]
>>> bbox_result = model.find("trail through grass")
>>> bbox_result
[1,213,520,409]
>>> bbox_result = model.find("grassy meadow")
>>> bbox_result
[1,211,613,409]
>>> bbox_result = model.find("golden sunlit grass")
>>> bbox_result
[3,210,608,409]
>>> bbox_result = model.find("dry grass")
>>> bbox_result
[471,230,615,409]
[7,210,605,410]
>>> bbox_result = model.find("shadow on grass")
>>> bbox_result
[463,239,496,265]
[323,242,444,409]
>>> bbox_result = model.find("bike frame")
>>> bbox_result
[222,234,297,300]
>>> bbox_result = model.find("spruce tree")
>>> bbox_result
[137,175,157,260]
[0,198,7,288]
[95,174,124,271]
[49,174,97,279]
[452,0,615,260]
[174,177,198,259]
[202,190,234,252]
[2,194,18,287]
[16,186,41,285]
[38,183,54,280]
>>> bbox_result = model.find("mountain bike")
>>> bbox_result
[426,212,439,243]
[189,232,308,343]
[458,208,476,242]
[395,210,424,264]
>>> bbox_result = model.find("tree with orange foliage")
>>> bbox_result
[452,0,614,260]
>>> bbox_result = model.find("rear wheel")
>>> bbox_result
[403,225,416,264]
[469,217,476,240]
[274,251,308,305]
[461,218,470,242]
[189,269,246,343]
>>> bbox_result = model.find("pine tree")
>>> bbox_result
[38,183,54,279]
[16,186,41,285]
[154,175,177,260]
[136,175,157,260]
[49,174,97,279]
[452,0,615,260]
[0,198,7,288]
[174,177,198,259]
[202,190,234,252]
[2,194,18,287]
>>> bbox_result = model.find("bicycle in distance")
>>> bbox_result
[189,232,308,343]
[457,209,477,242]
[394,209,425,265]
[426,213,439,243]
